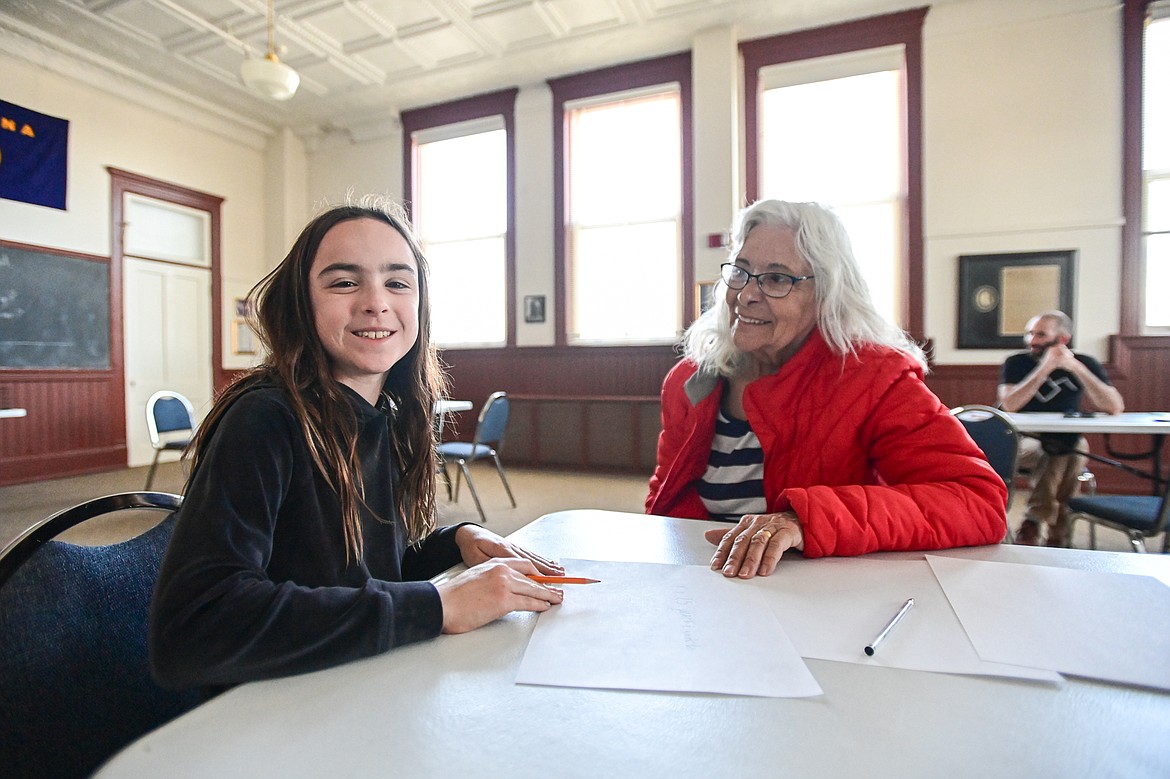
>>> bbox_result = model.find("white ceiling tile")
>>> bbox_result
[299,4,377,47]
[293,58,364,92]
[353,39,428,76]
[106,0,194,43]
[543,0,625,35]
[396,23,485,67]
[473,5,557,50]
[169,0,247,24]
[358,0,449,32]
[191,37,254,74]
[643,0,719,16]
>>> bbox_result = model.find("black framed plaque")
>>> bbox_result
[957,250,1075,349]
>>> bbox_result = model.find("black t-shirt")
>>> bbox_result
[1001,350,1113,453]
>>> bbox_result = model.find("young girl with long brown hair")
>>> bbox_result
[150,198,562,690]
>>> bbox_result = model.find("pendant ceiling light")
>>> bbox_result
[240,0,300,101]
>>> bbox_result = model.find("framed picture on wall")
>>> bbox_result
[232,319,257,355]
[695,281,717,318]
[523,295,546,324]
[957,250,1075,349]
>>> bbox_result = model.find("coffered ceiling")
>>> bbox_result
[1,0,941,144]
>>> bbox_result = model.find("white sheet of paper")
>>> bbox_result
[750,557,1060,683]
[927,555,1170,691]
[516,559,822,698]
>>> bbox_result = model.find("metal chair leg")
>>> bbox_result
[458,461,487,523]
[451,462,464,503]
[145,451,162,490]
[438,460,453,501]
[491,454,516,507]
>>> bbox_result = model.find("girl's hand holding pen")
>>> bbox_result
[436,558,564,634]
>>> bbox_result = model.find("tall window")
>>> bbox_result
[758,50,904,323]
[550,54,693,346]
[414,122,507,347]
[566,88,681,344]
[1142,4,1169,330]
[742,9,926,340]
[402,91,516,348]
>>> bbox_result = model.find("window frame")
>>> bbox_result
[548,53,694,347]
[740,8,927,343]
[1122,0,1166,335]
[401,89,518,348]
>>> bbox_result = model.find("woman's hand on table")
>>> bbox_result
[455,524,564,575]
[436,558,564,634]
[704,511,804,579]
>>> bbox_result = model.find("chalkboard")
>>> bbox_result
[0,241,111,369]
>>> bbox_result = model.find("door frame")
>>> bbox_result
[108,168,224,460]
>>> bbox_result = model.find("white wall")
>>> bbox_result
[512,85,557,347]
[923,0,1122,362]
[302,0,1125,363]
[691,26,741,285]
[0,46,272,372]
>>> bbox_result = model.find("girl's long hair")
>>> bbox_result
[187,196,446,559]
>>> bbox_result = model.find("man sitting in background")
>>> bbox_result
[997,310,1124,546]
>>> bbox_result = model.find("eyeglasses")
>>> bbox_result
[720,263,814,299]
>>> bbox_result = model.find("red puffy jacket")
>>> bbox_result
[646,331,1007,557]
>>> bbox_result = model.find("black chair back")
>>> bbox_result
[0,493,201,778]
[951,405,1020,508]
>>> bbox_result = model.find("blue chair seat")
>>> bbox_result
[1066,474,1170,553]
[1066,495,1161,533]
[437,442,494,460]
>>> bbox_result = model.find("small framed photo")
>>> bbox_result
[696,280,718,318]
[524,295,546,324]
[232,319,257,355]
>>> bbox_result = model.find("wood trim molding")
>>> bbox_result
[1119,0,1149,335]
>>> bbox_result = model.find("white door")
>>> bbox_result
[124,258,212,467]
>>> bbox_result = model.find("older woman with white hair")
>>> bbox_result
[646,200,1006,578]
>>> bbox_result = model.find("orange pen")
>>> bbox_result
[527,575,601,585]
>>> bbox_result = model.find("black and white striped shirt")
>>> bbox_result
[698,410,766,522]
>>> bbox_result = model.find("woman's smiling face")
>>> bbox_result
[726,223,818,374]
[308,218,420,404]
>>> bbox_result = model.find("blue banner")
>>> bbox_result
[0,100,69,210]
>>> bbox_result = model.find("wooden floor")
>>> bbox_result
[0,460,651,549]
[0,459,1155,554]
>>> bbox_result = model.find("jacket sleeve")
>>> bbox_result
[646,362,710,519]
[150,394,445,689]
[781,370,1008,557]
